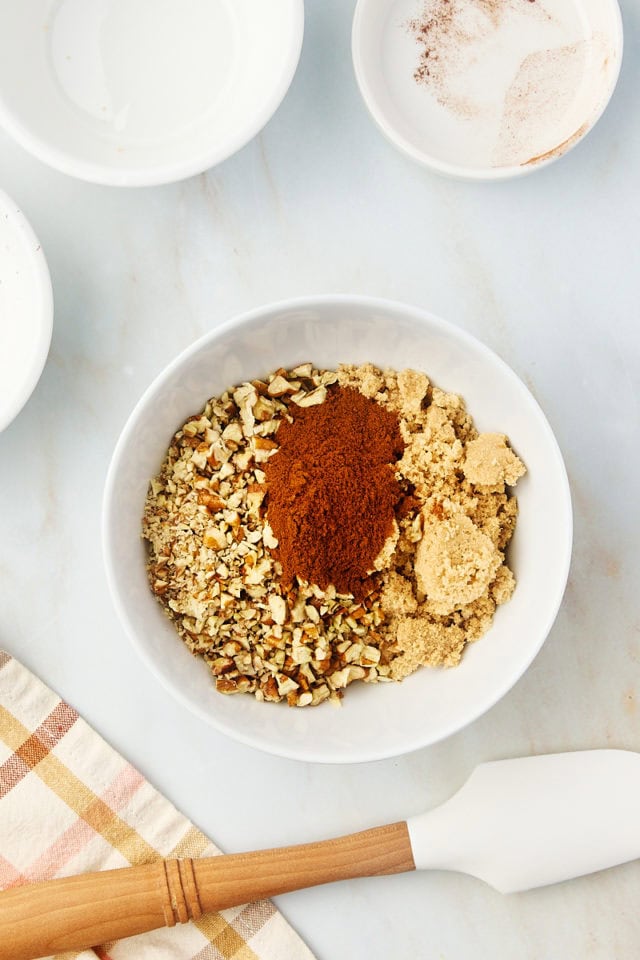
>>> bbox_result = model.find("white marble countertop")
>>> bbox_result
[1,1,639,957]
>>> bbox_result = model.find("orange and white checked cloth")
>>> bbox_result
[0,652,316,960]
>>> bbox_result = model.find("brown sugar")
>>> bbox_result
[463,432,527,487]
[337,363,525,678]
[414,513,502,614]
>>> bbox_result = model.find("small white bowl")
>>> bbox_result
[0,190,53,433]
[103,296,572,763]
[0,0,304,187]
[353,0,623,179]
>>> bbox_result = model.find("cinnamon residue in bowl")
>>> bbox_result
[407,0,546,119]
[408,0,536,92]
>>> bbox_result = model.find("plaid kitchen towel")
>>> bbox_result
[0,651,316,960]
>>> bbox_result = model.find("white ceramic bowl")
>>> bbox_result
[0,190,53,433]
[0,0,304,187]
[353,0,623,179]
[103,296,572,763]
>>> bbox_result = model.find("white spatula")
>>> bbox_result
[2,750,639,960]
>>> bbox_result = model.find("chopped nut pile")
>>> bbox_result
[143,363,525,706]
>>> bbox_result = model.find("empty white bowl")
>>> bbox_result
[353,0,623,179]
[103,296,572,763]
[0,0,304,186]
[0,190,53,433]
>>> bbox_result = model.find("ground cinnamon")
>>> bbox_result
[265,387,404,599]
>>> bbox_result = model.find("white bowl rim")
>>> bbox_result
[0,189,53,432]
[0,0,304,187]
[351,0,624,181]
[102,294,573,762]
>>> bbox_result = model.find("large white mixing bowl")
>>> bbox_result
[103,296,572,762]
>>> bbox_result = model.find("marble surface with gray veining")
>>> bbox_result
[1,2,639,957]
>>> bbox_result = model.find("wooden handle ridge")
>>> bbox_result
[0,822,415,960]
[162,857,203,925]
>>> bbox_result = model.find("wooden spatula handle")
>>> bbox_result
[0,821,414,960]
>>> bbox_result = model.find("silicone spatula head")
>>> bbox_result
[407,750,640,893]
